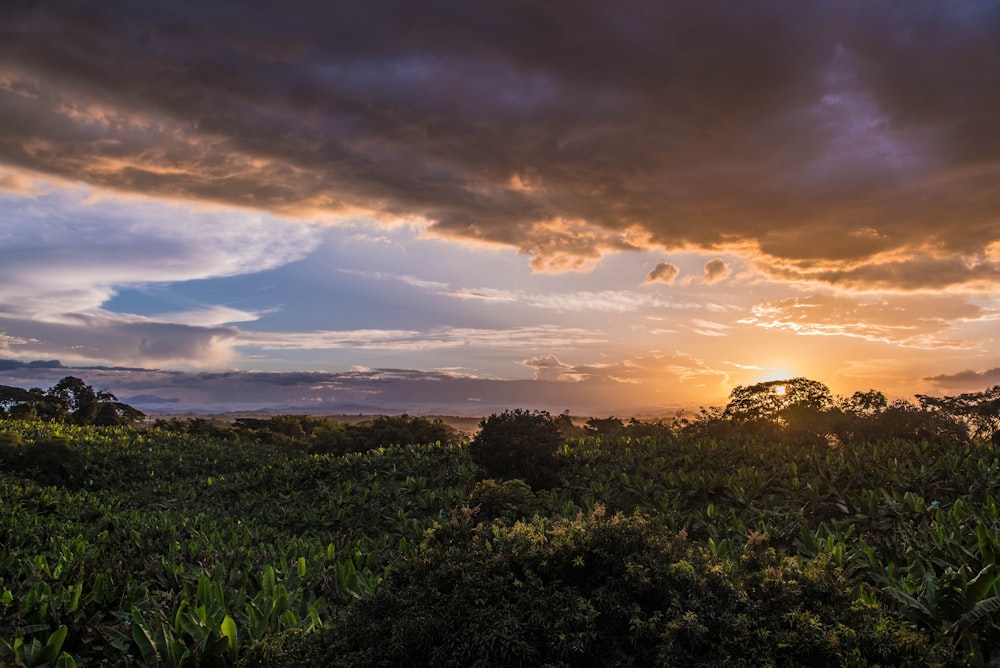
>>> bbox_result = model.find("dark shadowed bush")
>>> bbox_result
[309,415,458,455]
[468,409,563,488]
[0,436,85,488]
[246,510,930,667]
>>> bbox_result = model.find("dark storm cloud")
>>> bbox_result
[2,1,1000,286]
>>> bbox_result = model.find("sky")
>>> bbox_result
[1,0,999,416]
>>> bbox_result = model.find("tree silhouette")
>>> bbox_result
[723,377,834,424]
[0,376,143,425]
[916,386,1000,444]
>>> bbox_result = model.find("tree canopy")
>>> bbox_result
[722,377,835,423]
[0,376,144,425]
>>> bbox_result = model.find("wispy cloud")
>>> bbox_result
[240,326,606,352]
[0,184,320,321]
[690,318,730,337]
[739,294,998,349]
[342,267,710,313]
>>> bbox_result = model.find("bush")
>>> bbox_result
[466,478,551,523]
[0,436,85,488]
[255,510,930,667]
[468,409,563,488]
[310,415,457,455]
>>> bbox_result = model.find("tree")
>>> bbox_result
[723,377,834,424]
[0,385,36,417]
[468,409,564,488]
[916,386,1000,444]
[0,377,143,425]
[843,389,888,416]
[584,416,626,438]
[47,376,104,424]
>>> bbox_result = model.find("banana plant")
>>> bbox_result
[882,561,1000,662]
[4,625,75,668]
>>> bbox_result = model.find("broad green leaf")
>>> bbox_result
[220,614,238,656]
[131,618,160,667]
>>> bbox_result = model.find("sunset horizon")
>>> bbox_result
[2,1,999,416]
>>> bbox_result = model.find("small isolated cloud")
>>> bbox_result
[645,262,680,285]
[703,258,730,284]
[923,367,1000,389]
[520,355,584,382]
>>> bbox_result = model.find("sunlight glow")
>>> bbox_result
[774,385,787,396]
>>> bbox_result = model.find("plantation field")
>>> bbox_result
[2,410,1000,665]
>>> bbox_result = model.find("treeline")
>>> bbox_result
[683,377,1000,446]
[154,414,459,454]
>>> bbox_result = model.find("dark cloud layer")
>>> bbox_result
[0,361,680,417]
[2,1,999,287]
[924,367,1000,389]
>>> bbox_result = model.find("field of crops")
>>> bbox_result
[2,413,1000,665]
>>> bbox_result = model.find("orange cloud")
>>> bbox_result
[645,262,680,284]
[740,294,998,348]
[703,258,730,284]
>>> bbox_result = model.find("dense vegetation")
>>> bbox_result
[2,378,1000,665]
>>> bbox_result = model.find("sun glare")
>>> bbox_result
[773,385,787,396]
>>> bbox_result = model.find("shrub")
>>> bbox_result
[310,415,457,455]
[0,436,85,488]
[253,510,930,667]
[468,409,563,488]
[466,478,551,523]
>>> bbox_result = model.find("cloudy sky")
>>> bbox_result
[1,0,999,415]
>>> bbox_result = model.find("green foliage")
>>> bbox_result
[466,478,551,523]
[4,381,1000,666]
[469,409,563,488]
[0,420,476,666]
[264,510,928,667]
[0,436,86,488]
[309,415,458,455]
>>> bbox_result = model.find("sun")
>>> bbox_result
[773,384,787,396]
